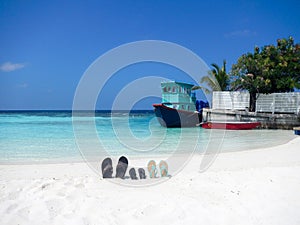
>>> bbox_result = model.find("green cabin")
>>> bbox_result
[161,81,196,111]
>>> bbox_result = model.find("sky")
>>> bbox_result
[1,0,300,110]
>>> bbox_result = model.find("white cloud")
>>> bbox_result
[224,29,257,38]
[0,62,26,72]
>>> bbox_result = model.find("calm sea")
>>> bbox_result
[0,110,295,164]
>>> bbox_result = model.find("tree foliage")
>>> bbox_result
[231,37,300,111]
[193,60,229,93]
[206,60,230,91]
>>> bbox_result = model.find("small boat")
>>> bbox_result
[153,81,208,128]
[201,121,261,130]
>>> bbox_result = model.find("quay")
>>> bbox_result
[203,108,300,130]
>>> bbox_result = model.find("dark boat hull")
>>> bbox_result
[201,121,261,130]
[153,104,201,128]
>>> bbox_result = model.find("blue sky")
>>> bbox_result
[1,0,300,110]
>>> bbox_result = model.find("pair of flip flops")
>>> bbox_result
[101,156,128,179]
[147,160,168,178]
[129,168,146,180]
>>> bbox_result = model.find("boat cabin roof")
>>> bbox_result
[161,81,194,88]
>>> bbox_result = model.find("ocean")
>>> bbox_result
[0,110,295,164]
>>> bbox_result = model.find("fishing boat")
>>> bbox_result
[201,121,261,130]
[153,81,208,128]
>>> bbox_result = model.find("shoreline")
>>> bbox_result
[0,133,296,166]
[1,136,299,175]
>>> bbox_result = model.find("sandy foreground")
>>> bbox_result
[1,137,300,225]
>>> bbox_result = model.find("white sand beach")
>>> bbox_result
[1,137,300,225]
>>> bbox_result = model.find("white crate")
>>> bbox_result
[256,93,300,114]
[212,91,249,110]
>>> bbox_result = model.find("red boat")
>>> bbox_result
[201,121,261,130]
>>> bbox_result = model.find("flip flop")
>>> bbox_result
[116,156,128,179]
[138,168,146,179]
[101,157,113,178]
[147,160,157,178]
[129,168,138,180]
[159,160,168,177]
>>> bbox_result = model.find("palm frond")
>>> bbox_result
[191,85,213,94]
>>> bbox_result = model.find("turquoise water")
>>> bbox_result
[0,111,295,164]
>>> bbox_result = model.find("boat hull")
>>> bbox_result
[201,121,261,130]
[153,104,201,128]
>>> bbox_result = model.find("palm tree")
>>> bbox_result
[192,60,229,93]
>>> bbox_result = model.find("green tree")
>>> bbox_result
[193,60,229,93]
[231,37,300,112]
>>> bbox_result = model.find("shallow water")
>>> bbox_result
[0,111,295,164]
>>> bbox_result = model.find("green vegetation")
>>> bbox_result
[230,37,300,111]
[193,60,230,93]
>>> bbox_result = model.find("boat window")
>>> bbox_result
[163,87,167,92]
